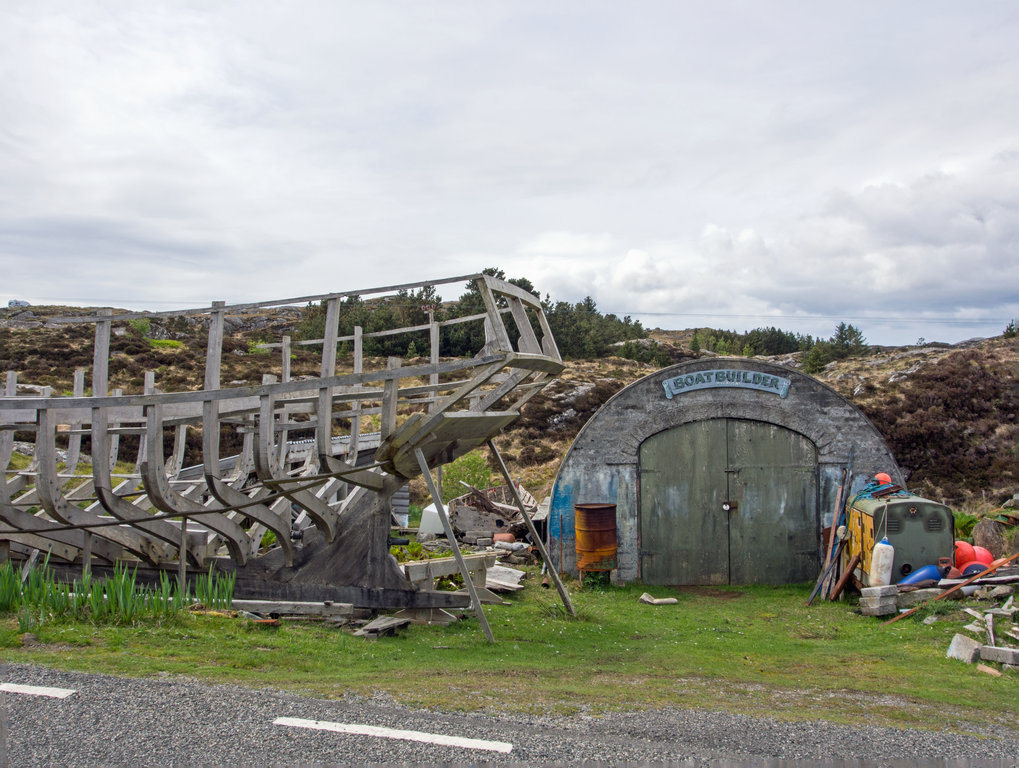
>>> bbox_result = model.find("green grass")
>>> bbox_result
[1,574,1015,733]
[148,339,184,349]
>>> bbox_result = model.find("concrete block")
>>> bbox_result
[946,633,982,663]
[859,596,897,609]
[861,585,898,598]
[860,603,897,617]
[896,588,942,609]
[980,645,1019,665]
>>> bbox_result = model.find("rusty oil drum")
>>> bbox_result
[575,503,618,573]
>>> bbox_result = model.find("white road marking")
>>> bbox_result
[0,683,76,699]
[274,716,513,754]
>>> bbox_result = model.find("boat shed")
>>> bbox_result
[548,359,903,585]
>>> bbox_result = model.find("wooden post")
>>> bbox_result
[281,335,292,383]
[428,310,440,412]
[486,439,576,617]
[381,358,400,441]
[81,532,92,579]
[349,326,363,460]
[415,448,494,643]
[276,336,292,468]
[178,515,187,596]
[202,302,226,481]
[93,310,111,398]
[205,301,226,391]
[317,299,340,463]
[0,373,16,505]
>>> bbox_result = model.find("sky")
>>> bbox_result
[1,1,1017,346]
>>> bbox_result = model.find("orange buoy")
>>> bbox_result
[971,545,994,566]
[954,540,975,568]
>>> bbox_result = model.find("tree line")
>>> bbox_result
[294,268,647,360]
[293,268,868,370]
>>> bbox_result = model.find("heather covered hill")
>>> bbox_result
[1,303,1015,510]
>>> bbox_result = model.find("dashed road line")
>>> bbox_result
[0,683,76,699]
[274,716,513,754]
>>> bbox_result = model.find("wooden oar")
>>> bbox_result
[807,448,854,605]
[806,538,847,606]
[828,553,861,601]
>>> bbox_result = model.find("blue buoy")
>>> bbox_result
[897,563,945,585]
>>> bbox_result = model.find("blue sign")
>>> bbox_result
[663,369,791,399]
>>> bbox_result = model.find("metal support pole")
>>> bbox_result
[486,439,576,617]
[415,448,494,643]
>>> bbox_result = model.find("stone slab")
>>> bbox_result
[861,604,897,617]
[980,645,1019,665]
[859,596,897,608]
[895,588,942,609]
[946,633,982,663]
[861,585,898,598]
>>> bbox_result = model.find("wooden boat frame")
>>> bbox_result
[0,274,565,617]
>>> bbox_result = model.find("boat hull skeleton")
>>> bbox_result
[0,275,563,607]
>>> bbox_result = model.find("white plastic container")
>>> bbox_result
[871,536,895,587]
[417,503,445,535]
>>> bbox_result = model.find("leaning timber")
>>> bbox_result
[0,274,564,612]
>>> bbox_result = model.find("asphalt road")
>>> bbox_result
[1,662,1016,767]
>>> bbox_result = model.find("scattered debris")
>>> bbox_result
[486,564,527,592]
[352,616,411,640]
[976,663,1003,677]
[230,599,354,621]
[639,592,678,606]
[447,482,538,542]
[933,576,1019,674]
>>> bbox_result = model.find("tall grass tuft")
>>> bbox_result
[0,558,198,627]
[194,564,236,610]
[104,562,141,624]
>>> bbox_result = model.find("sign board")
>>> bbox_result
[662,369,791,399]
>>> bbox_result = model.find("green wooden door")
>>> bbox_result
[639,419,818,585]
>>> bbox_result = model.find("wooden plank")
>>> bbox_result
[415,447,494,643]
[231,600,354,617]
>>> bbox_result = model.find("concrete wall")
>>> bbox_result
[549,358,902,581]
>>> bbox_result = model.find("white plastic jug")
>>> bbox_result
[871,537,895,586]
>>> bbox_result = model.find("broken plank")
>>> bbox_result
[976,663,1003,677]
[352,616,411,638]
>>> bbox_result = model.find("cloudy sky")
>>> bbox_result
[2,2,1016,345]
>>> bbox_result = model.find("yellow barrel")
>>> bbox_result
[575,503,618,573]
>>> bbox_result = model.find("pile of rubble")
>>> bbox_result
[415,482,544,566]
[859,566,1018,675]
[945,595,1019,676]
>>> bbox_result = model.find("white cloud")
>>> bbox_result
[519,231,613,257]
[0,2,1016,342]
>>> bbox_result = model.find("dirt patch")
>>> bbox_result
[674,586,745,600]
